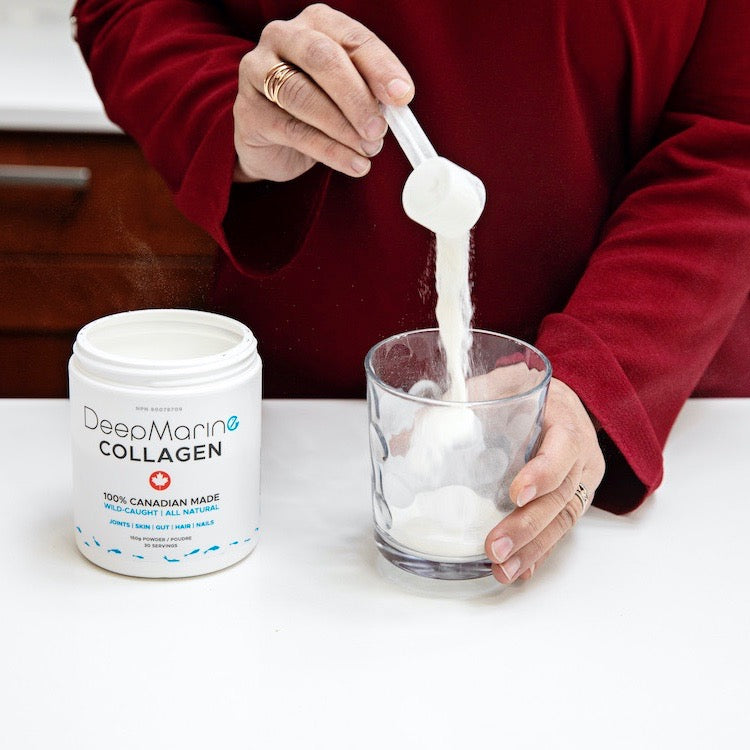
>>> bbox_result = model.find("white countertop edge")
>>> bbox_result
[0,107,121,134]
[0,14,123,134]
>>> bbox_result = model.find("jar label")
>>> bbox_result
[70,378,261,576]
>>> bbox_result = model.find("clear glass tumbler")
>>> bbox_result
[365,329,551,579]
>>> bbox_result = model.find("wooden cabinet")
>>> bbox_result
[0,131,217,397]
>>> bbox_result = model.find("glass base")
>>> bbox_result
[374,528,493,580]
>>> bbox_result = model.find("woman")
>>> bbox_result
[72,1,750,583]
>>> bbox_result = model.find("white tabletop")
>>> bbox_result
[0,398,748,749]
[0,5,117,132]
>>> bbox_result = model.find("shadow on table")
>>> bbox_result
[327,526,517,603]
[336,515,599,606]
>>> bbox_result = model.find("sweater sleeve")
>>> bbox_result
[72,0,329,275]
[535,0,750,514]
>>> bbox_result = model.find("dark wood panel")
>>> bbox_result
[0,254,215,331]
[0,131,220,397]
[0,131,217,257]
[0,332,75,397]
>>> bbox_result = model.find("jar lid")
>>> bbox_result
[71,309,259,388]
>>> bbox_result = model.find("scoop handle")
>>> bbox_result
[381,104,437,169]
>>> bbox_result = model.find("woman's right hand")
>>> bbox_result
[233,3,414,183]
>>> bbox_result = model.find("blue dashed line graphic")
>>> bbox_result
[76,526,258,563]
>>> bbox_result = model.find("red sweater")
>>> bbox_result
[73,0,750,514]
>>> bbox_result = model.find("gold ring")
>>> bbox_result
[263,61,301,109]
[574,483,589,512]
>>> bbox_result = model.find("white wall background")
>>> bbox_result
[0,1,71,26]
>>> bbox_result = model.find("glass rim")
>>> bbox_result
[364,327,552,407]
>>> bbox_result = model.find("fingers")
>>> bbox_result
[234,4,414,181]
[253,29,386,144]
[509,378,600,507]
[291,4,414,109]
[466,362,543,401]
[234,78,376,179]
[487,467,599,584]
[484,377,606,585]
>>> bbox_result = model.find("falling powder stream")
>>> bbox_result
[386,227,501,558]
[384,165,490,559]
[434,230,473,401]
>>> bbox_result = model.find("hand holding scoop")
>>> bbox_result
[382,104,486,237]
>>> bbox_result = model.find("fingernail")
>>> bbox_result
[361,139,383,157]
[386,78,412,100]
[351,155,371,175]
[500,556,521,581]
[364,115,387,141]
[516,485,537,507]
[490,536,513,564]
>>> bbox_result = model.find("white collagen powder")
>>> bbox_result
[434,229,473,401]
[389,485,499,557]
[385,219,505,558]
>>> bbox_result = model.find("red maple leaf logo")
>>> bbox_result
[149,471,171,491]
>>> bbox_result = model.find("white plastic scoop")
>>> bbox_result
[382,104,486,237]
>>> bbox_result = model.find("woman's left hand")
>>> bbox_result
[484,377,606,583]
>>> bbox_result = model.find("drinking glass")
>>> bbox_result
[365,329,551,579]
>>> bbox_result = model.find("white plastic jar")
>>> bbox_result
[69,309,262,577]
